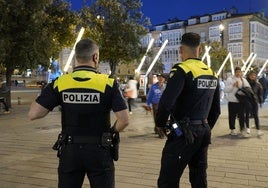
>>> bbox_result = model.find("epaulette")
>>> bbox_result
[169,63,181,79]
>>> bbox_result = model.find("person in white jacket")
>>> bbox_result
[124,77,138,114]
[225,66,251,136]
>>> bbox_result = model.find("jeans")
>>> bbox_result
[228,102,245,131]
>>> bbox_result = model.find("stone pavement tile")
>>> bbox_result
[1,101,268,187]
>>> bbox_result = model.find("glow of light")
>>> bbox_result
[202,45,211,67]
[207,55,211,68]
[241,52,254,71]
[145,39,168,77]
[217,52,234,76]
[219,23,224,31]
[243,53,257,76]
[143,39,168,95]
[63,27,85,73]
[258,59,268,77]
[135,38,155,74]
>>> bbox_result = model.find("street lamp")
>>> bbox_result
[219,23,225,79]
[219,23,224,47]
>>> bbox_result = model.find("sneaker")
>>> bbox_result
[246,128,250,134]
[3,111,10,114]
[257,130,264,136]
[238,131,250,138]
[230,129,237,136]
[129,112,133,115]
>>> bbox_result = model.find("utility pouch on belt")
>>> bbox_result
[179,118,195,145]
[53,133,64,151]
[101,132,113,148]
[111,131,120,161]
[168,115,195,145]
[52,133,66,157]
[110,120,120,161]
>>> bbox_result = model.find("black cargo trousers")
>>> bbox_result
[158,123,211,188]
[58,143,114,188]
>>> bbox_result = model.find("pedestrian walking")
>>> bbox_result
[219,78,225,102]
[28,38,129,188]
[225,66,251,137]
[0,80,10,114]
[146,73,166,138]
[245,70,264,136]
[259,73,268,102]
[155,32,221,188]
[123,77,138,114]
[0,96,10,114]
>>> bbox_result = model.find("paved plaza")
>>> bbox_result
[0,88,268,188]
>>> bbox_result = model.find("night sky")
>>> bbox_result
[68,0,268,25]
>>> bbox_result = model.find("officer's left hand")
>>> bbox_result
[155,126,166,139]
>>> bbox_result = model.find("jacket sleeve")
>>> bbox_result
[207,79,221,129]
[243,78,251,87]
[224,77,234,93]
[156,68,185,127]
[257,82,264,104]
[146,86,153,106]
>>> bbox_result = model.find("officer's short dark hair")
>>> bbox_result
[75,38,99,61]
[181,32,200,47]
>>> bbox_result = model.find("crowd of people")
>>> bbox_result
[224,67,266,137]
[25,32,267,188]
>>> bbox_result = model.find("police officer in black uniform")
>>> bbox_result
[28,38,129,188]
[155,32,221,188]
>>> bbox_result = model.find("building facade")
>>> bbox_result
[142,9,268,73]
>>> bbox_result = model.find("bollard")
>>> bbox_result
[18,97,21,105]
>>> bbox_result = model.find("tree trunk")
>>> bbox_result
[4,67,13,108]
[109,61,117,78]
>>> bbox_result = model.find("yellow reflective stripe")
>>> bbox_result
[179,59,216,78]
[54,72,114,93]
[53,79,59,89]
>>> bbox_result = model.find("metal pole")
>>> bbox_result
[63,27,85,73]
[135,38,155,75]
[217,52,231,76]
[241,52,254,71]
[202,46,211,67]
[258,59,268,77]
[144,39,168,78]
[244,53,257,76]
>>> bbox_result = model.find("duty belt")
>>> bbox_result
[66,135,101,144]
[190,119,208,125]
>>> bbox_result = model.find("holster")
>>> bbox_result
[111,132,120,161]
[101,132,113,148]
[167,117,195,145]
[179,118,195,145]
[101,132,120,161]
[52,133,66,157]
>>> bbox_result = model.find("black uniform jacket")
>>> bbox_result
[36,66,127,136]
[156,58,221,129]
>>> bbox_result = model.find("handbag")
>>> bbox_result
[123,90,133,98]
[123,84,133,98]
[235,78,255,108]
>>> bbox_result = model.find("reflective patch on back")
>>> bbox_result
[197,79,217,89]
[62,92,100,104]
